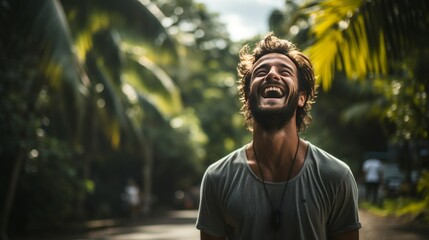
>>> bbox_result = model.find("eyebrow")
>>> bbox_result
[252,62,296,74]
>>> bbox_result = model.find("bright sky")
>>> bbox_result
[195,0,284,41]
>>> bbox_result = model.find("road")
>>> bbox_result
[78,210,199,240]
[359,209,429,240]
[16,209,429,240]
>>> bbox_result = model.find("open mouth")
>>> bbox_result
[261,86,286,98]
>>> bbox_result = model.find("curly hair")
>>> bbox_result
[237,32,317,132]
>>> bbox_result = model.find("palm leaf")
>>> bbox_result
[16,0,90,140]
[124,54,182,117]
[299,0,429,89]
[87,27,182,148]
[67,0,178,61]
[16,0,182,149]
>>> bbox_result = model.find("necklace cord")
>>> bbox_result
[253,136,300,212]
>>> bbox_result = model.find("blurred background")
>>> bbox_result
[1,0,428,239]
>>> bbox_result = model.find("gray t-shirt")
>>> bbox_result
[196,142,361,240]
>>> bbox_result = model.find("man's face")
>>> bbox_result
[248,53,300,131]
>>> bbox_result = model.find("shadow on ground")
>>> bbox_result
[14,210,199,240]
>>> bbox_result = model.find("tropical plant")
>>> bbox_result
[1,0,186,237]
[155,0,250,166]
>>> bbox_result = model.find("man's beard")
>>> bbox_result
[249,91,299,132]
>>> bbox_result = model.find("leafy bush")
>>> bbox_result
[12,138,87,231]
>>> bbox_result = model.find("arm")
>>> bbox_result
[331,229,359,240]
[328,171,361,238]
[197,171,228,239]
[201,231,227,240]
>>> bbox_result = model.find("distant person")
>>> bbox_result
[196,33,361,240]
[362,158,383,204]
[124,179,141,218]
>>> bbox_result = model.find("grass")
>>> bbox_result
[360,197,429,223]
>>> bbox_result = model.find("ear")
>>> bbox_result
[298,92,306,107]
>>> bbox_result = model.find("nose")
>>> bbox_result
[266,66,281,81]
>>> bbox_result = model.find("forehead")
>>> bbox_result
[252,53,297,71]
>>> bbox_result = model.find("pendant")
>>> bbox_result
[271,210,281,230]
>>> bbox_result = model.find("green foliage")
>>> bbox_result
[360,198,422,217]
[361,193,429,223]
[303,78,389,173]
[85,152,141,218]
[417,171,429,206]
[16,138,86,230]
[155,0,249,166]
[372,54,429,142]
[2,0,203,235]
[0,19,88,231]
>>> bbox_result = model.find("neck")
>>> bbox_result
[250,123,304,181]
[253,122,299,162]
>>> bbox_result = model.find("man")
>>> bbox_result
[124,179,141,218]
[362,158,383,204]
[196,33,361,240]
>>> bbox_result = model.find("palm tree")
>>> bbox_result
[282,0,428,90]
[1,0,182,238]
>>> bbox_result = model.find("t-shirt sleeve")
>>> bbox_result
[328,170,362,235]
[196,170,228,237]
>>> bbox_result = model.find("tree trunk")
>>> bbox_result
[0,151,25,240]
[141,139,153,215]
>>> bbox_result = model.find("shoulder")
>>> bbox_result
[203,146,247,181]
[307,143,353,181]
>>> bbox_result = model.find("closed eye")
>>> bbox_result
[279,69,293,76]
[253,69,267,77]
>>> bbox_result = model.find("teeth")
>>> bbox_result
[264,87,282,95]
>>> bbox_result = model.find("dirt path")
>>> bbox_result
[359,209,429,240]
[14,209,429,240]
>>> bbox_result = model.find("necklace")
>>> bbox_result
[253,137,300,231]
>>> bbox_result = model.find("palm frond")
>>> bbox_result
[300,0,429,89]
[124,54,182,117]
[16,0,90,141]
[20,0,89,90]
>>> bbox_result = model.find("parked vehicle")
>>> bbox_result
[383,163,405,197]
